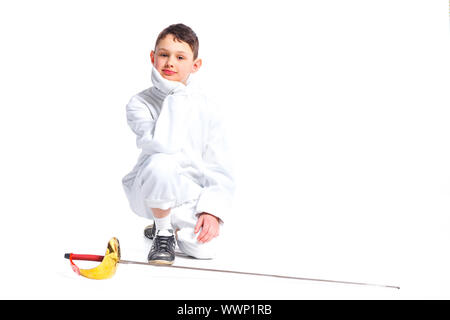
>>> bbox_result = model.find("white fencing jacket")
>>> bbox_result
[122,66,235,222]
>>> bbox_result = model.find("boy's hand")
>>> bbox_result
[194,212,220,243]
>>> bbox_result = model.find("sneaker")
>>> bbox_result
[144,221,156,240]
[147,229,176,265]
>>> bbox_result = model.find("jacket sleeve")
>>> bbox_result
[126,95,187,154]
[195,103,235,223]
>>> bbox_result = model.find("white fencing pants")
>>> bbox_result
[127,153,219,259]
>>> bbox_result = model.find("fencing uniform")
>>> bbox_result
[122,66,235,258]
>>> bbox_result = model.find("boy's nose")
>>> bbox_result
[166,55,176,67]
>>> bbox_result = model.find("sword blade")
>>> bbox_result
[118,260,400,289]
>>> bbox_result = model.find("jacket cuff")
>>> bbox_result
[195,188,231,224]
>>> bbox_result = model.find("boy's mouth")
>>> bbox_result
[162,69,177,76]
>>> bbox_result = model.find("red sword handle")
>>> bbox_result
[65,253,105,275]
[64,253,104,262]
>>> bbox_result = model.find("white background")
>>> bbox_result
[0,0,449,299]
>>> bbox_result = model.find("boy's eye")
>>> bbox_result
[159,53,184,60]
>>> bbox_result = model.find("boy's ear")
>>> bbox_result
[191,58,202,73]
[150,50,155,65]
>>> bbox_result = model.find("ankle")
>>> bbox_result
[153,211,172,234]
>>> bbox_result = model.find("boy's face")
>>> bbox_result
[151,34,202,85]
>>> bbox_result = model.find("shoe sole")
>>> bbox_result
[148,259,174,266]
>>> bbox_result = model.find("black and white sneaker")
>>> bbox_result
[144,221,156,240]
[147,229,176,265]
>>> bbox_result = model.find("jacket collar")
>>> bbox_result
[150,65,192,99]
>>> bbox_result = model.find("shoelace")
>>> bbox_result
[153,235,175,253]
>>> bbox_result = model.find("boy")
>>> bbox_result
[122,24,235,265]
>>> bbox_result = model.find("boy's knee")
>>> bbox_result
[176,228,218,260]
[190,243,217,260]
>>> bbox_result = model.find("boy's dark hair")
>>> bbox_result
[155,23,199,60]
